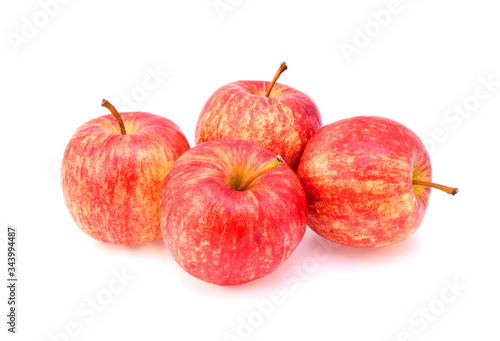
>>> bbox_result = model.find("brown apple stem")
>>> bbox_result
[265,62,288,97]
[237,156,284,191]
[413,180,459,196]
[101,99,126,135]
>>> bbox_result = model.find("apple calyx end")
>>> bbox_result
[101,99,127,135]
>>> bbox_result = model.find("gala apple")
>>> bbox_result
[297,116,458,248]
[195,62,322,171]
[159,139,307,285]
[61,100,190,245]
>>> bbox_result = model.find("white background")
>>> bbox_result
[1,0,499,340]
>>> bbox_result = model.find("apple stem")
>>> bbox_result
[265,62,288,97]
[101,99,126,135]
[412,180,459,196]
[237,156,284,191]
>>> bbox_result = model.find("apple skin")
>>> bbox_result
[61,111,190,245]
[159,140,307,285]
[195,80,322,171]
[296,116,432,248]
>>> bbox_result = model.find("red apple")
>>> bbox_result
[296,116,458,248]
[195,62,322,171]
[159,139,307,285]
[61,100,190,245]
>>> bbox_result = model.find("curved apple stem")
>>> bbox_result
[101,99,126,135]
[265,62,288,97]
[413,180,459,196]
[237,156,284,191]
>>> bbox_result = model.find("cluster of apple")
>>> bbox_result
[61,62,458,286]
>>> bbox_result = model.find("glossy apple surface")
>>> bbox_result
[195,80,322,171]
[297,116,432,248]
[62,110,190,245]
[159,139,307,285]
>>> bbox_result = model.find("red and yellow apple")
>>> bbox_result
[296,116,458,248]
[195,63,322,171]
[61,100,190,245]
[159,139,307,285]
